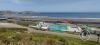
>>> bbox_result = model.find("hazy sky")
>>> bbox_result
[0,0,100,12]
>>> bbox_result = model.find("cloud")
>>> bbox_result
[0,0,100,12]
[11,0,33,4]
[35,0,100,12]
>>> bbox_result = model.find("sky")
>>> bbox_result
[0,0,100,12]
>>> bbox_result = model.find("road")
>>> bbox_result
[0,22,26,28]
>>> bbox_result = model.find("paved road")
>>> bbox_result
[0,22,26,28]
[27,28,100,42]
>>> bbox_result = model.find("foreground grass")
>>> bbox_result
[0,28,100,45]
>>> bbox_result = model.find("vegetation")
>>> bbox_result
[0,28,100,45]
[0,28,27,32]
[16,21,36,26]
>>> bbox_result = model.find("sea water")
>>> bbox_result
[16,12,100,18]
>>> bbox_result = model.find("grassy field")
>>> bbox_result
[0,28,100,45]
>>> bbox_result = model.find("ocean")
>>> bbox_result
[18,12,100,18]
